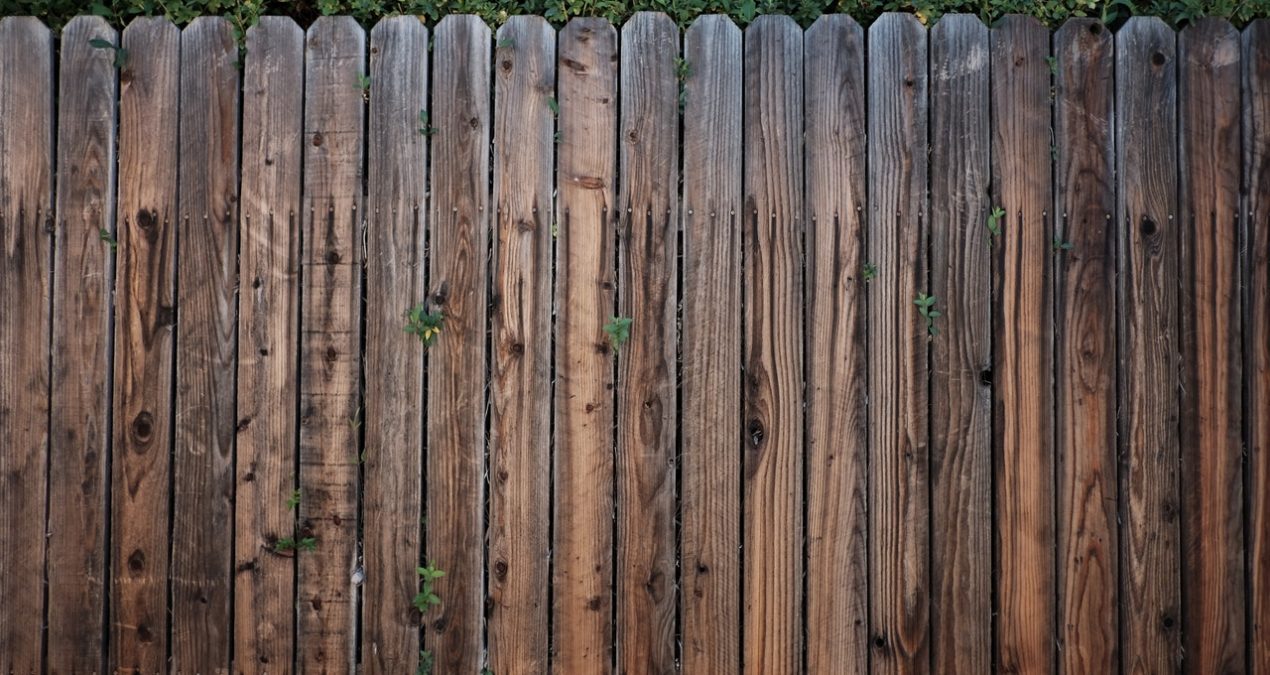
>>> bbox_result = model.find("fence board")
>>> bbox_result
[1116,17,1182,674]
[803,14,868,675]
[679,15,742,674]
[1053,18,1117,675]
[489,15,554,675]
[866,12,929,673]
[0,16,53,675]
[553,17,618,675]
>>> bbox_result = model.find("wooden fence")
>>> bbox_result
[0,9,1266,674]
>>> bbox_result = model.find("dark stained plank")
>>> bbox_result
[803,14,868,675]
[928,13,990,674]
[298,16,365,671]
[1115,17,1182,673]
[866,13,929,673]
[234,16,303,672]
[1053,18,1117,675]
[170,17,240,671]
[109,17,179,672]
[426,15,491,675]
[488,15,554,675]
[741,15,803,674]
[991,14,1056,674]
[679,15,742,673]
[0,16,53,675]
[1178,18,1245,674]
[553,18,618,675]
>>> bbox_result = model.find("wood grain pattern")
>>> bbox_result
[489,15,554,675]
[1115,17,1182,674]
[1053,18,1117,675]
[803,14,868,675]
[866,13,929,674]
[170,17,240,671]
[553,18,618,675]
[109,18,179,672]
[234,16,303,672]
[0,16,53,675]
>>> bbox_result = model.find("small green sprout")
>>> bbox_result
[404,303,444,347]
[986,206,1005,244]
[418,109,437,136]
[417,651,435,675]
[1053,236,1073,252]
[99,227,117,251]
[413,561,446,614]
[603,316,632,351]
[862,262,877,282]
[914,293,941,336]
[286,489,301,511]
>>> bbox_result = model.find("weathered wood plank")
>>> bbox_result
[1053,18,1117,675]
[0,16,53,675]
[489,15,554,675]
[742,15,803,674]
[298,16,365,671]
[991,14,1056,674]
[553,18,618,675]
[928,13,990,674]
[803,14,868,675]
[426,15,491,675]
[866,13,929,673]
[1115,17,1182,673]
[234,16,303,672]
[170,17,240,671]
[109,17,179,672]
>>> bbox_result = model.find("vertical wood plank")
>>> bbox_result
[1053,18,1117,675]
[234,16,303,672]
[928,13,991,674]
[680,15,742,674]
[171,17,240,671]
[299,17,365,671]
[803,14,868,675]
[866,13,929,673]
[427,15,491,675]
[741,15,803,675]
[489,15,554,675]
[1116,17,1182,673]
[109,17,179,672]
[0,16,53,675]
[553,17,618,675]
[991,14,1056,675]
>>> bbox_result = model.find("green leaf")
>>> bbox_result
[603,316,632,352]
[547,96,559,116]
[286,489,301,511]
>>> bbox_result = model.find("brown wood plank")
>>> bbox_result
[866,13,929,673]
[928,13,991,674]
[489,15,554,675]
[0,16,53,675]
[234,16,303,672]
[170,16,240,671]
[553,17,618,675]
[741,15,803,674]
[991,14,1056,674]
[615,12,679,675]
[109,17,179,672]
[803,14,868,675]
[299,15,365,672]
[1053,18,1117,675]
[426,14,491,674]
[680,14,742,674]
[1115,17,1182,673]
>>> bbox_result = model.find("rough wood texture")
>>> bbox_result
[109,18,179,672]
[803,14,868,675]
[0,16,53,675]
[866,13,929,673]
[679,15,742,674]
[488,16,554,675]
[553,18,618,675]
[426,15,491,675]
[170,17,240,671]
[298,16,365,672]
[1053,18,1117,675]
[991,15,1056,674]
[234,16,303,672]
[1115,17,1182,673]
[928,14,991,674]
[741,15,803,674]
